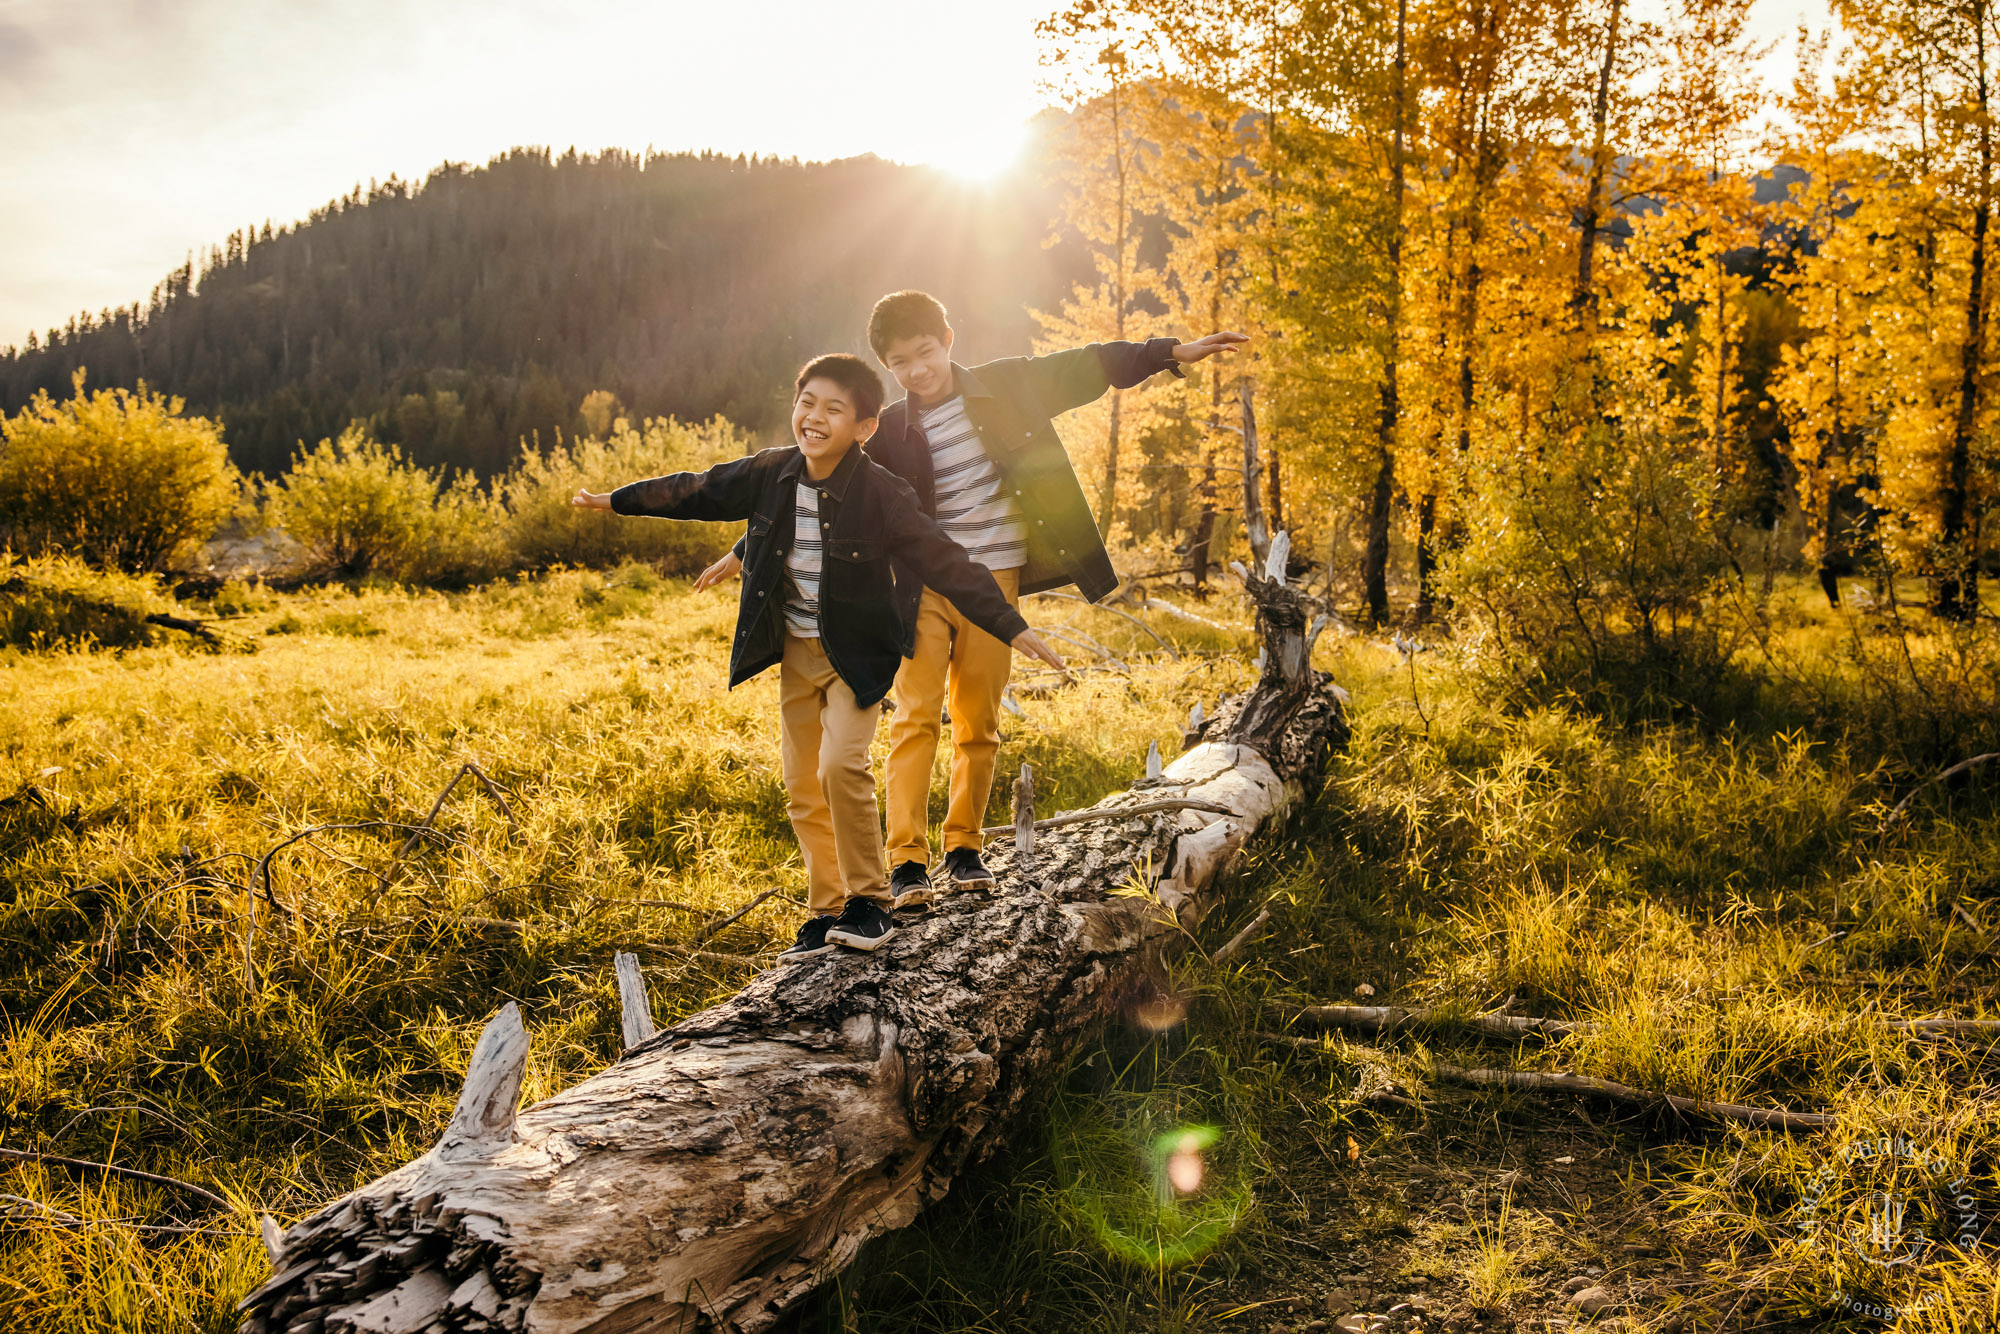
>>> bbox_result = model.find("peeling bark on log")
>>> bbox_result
[238,562,1347,1334]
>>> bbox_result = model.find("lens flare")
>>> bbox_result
[1166,1133,1205,1194]
[1050,1111,1244,1269]
[1133,994,1189,1032]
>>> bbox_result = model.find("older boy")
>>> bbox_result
[575,353,1062,960]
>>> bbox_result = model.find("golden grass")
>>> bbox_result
[0,564,1240,1332]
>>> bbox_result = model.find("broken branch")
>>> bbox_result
[0,1145,232,1210]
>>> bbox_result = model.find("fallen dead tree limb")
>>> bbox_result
[1283,1004,2000,1045]
[1427,1061,1837,1132]
[1280,1003,1584,1041]
[239,551,1346,1334]
[397,763,521,857]
[0,1145,233,1210]
[1257,1034,1834,1132]
[687,887,783,948]
[976,797,1236,839]
[1883,752,2000,826]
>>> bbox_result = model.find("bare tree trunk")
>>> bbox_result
[1939,2,1991,620]
[1097,74,1131,538]
[1363,0,1410,629]
[237,581,1348,1334]
[1241,382,1270,567]
[1573,0,1624,336]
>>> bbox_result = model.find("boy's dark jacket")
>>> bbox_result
[731,340,1185,629]
[611,443,1029,708]
[865,339,1184,628]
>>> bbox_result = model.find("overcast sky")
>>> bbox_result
[2,0,1824,350]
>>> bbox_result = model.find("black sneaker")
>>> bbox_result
[824,897,896,952]
[778,914,837,963]
[942,847,996,888]
[889,860,934,909]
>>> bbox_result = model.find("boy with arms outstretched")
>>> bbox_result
[575,353,1063,959]
[698,294,1245,904]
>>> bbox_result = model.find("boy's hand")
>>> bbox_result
[1172,331,1251,364]
[694,550,742,592]
[1011,629,1066,671]
[571,489,614,511]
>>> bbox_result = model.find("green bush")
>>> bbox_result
[1442,407,1736,712]
[0,371,239,573]
[264,428,500,583]
[498,415,747,574]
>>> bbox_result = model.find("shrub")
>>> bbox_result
[0,551,200,651]
[1442,408,1738,713]
[264,428,499,582]
[0,370,240,572]
[498,415,748,574]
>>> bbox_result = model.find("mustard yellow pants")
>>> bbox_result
[883,567,1020,867]
[779,634,889,913]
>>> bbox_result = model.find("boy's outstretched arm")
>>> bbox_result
[881,485,1065,672]
[1023,332,1251,418]
[571,453,768,523]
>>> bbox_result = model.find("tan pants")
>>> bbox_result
[884,567,1019,866]
[780,634,889,913]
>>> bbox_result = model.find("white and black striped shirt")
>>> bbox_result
[782,481,823,637]
[920,395,1027,571]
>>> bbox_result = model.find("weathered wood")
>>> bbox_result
[238,557,1346,1334]
[614,952,656,1050]
[1012,762,1036,859]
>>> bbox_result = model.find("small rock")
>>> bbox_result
[1553,1155,1575,1165]
[1559,1276,1595,1296]
[1356,983,1377,997]
[1324,1288,1355,1316]
[1585,1266,1604,1277]
[1335,1317,1370,1334]
[1568,1286,1615,1317]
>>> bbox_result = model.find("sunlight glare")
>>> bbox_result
[919,119,1029,182]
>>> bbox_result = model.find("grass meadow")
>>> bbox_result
[3,566,1999,1333]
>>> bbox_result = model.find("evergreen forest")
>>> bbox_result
[0,148,1077,477]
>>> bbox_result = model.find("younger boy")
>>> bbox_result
[573,353,1063,960]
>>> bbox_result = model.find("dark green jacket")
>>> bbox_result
[865,340,1184,624]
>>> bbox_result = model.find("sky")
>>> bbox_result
[1,0,1829,350]
[0,0,1057,345]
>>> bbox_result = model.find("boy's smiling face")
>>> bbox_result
[792,376,877,478]
[878,330,955,407]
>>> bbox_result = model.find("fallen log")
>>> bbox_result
[237,551,1347,1334]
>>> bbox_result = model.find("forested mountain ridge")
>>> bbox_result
[1,148,1078,477]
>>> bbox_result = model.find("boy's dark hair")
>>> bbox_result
[795,353,884,422]
[867,290,951,356]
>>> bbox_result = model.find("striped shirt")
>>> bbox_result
[920,395,1027,571]
[782,481,823,637]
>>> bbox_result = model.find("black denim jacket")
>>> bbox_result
[862,339,1184,632]
[612,443,1029,707]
